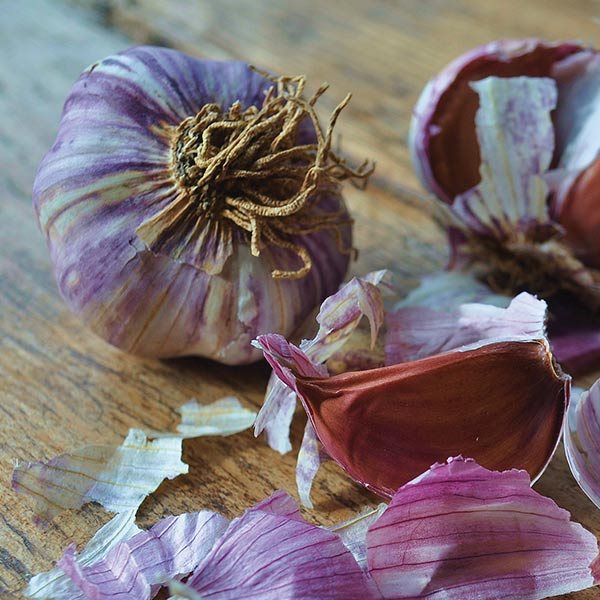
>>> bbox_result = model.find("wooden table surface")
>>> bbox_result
[1,1,600,598]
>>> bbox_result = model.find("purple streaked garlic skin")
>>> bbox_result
[33,46,355,364]
[409,38,582,203]
[26,476,600,600]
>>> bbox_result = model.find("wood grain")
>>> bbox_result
[0,0,599,598]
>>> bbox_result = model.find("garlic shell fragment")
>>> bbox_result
[260,334,568,499]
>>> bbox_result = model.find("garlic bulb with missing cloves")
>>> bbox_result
[33,46,371,363]
[409,39,600,373]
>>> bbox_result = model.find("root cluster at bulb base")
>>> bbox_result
[140,74,373,279]
[459,232,600,313]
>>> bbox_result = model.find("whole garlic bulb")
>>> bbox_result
[33,46,369,364]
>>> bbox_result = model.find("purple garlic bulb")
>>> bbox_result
[33,46,370,364]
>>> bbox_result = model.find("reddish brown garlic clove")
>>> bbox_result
[410,39,582,203]
[295,340,568,498]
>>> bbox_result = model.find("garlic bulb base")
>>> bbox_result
[457,233,600,312]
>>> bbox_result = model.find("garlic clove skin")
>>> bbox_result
[551,50,600,266]
[296,340,567,498]
[259,333,568,500]
[409,38,583,203]
[33,47,354,363]
[564,381,600,509]
[559,156,600,269]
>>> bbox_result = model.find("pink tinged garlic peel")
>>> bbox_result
[391,270,510,311]
[258,333,568,499]
[415,41,600,261]
[32,471,599,599]
[25,510,141,600]
[564,379,600,510]
[367,457,599,600]
[181,492,376,600]
[386,290,546,363]
[57,511,229,600]
[33,46,369,363]
[253,270,390,454]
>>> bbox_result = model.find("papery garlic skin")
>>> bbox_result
[33,46,353,363]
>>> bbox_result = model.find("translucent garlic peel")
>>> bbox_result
[33,46,355,363]
[12,397,256,524]
[25,510,140,599]
[296,420,329,509]
[57,511,229,600]
[12,429,187,525]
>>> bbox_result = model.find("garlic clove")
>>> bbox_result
[410,39,583,203]
[550,50,600,269]
[552,50,600,194]
[259,334,568,499]
[558,155,600,268]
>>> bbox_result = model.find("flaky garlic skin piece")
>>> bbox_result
[33,47,365,364]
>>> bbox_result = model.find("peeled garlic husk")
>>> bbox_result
[258,332,568,499]
[33,46,369,363]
